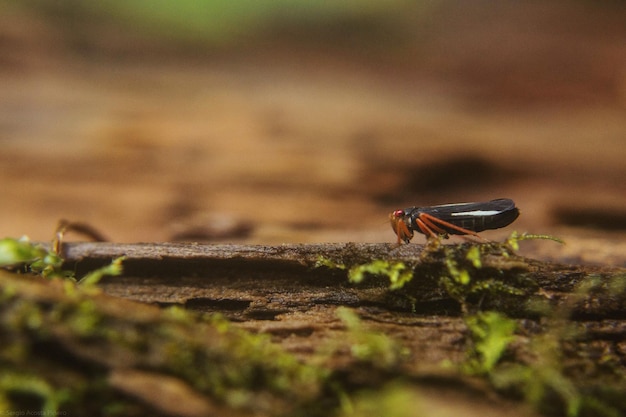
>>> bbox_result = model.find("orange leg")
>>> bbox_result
[420,216,448,235]
[394,219,413,244]
[415,218,437,238]
[418,213,483,238]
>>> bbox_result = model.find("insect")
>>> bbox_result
[389,198,520,244]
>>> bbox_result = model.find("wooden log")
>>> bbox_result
[44,242,626,320]
[3,242,626,416]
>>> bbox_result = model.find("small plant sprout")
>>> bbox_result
[0,220,120,284]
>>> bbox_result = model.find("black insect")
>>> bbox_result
[389,198,520,244]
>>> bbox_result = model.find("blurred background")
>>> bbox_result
[1,0,625,264]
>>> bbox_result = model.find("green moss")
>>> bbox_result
[0,371,71,414]
[335,307,408,369]
[457,272,626,417]
[489,338,583,417]
[0,237,71,280]
[348,260,413,290]
[0,238,49,266]
[3,232,624,416]
[315,255,347,270]
[323,234,625,416]
[341,383,422,417]
[140,302,326,412]
[326,233,557,315]
[0,234,124,285]
[66,299,102,336]
[0,269,328,415]
[78,256,125,286]
[462,311,516,375]
[504,231,564,251]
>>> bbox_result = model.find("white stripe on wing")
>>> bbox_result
[450,210,500,217]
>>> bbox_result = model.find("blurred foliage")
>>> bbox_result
[463,311,516,376]
[10,0,415,44]
[335,307,409,369]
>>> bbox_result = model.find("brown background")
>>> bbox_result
[1,1,625,265]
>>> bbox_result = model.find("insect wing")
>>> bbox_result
[423,199,508,217]
[420,199,518,234]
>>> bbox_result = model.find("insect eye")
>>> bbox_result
[393,210,405,218]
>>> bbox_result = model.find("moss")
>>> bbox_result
[348,260,413,291]
[0,224,122,284]
[0,269,328,415]
[334,307,408,369]
[330,234,626,416]
[315,255,347,270]
[2,233,625,416]
[126,305,327,411]
[462,311,517,375]
[334,234,543,315]
[460,272,626,417]
[0,238,49,266]
[504,231,564,251]
[78,256,125,286]
[340,383,422,417]
[0,371,71,414]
